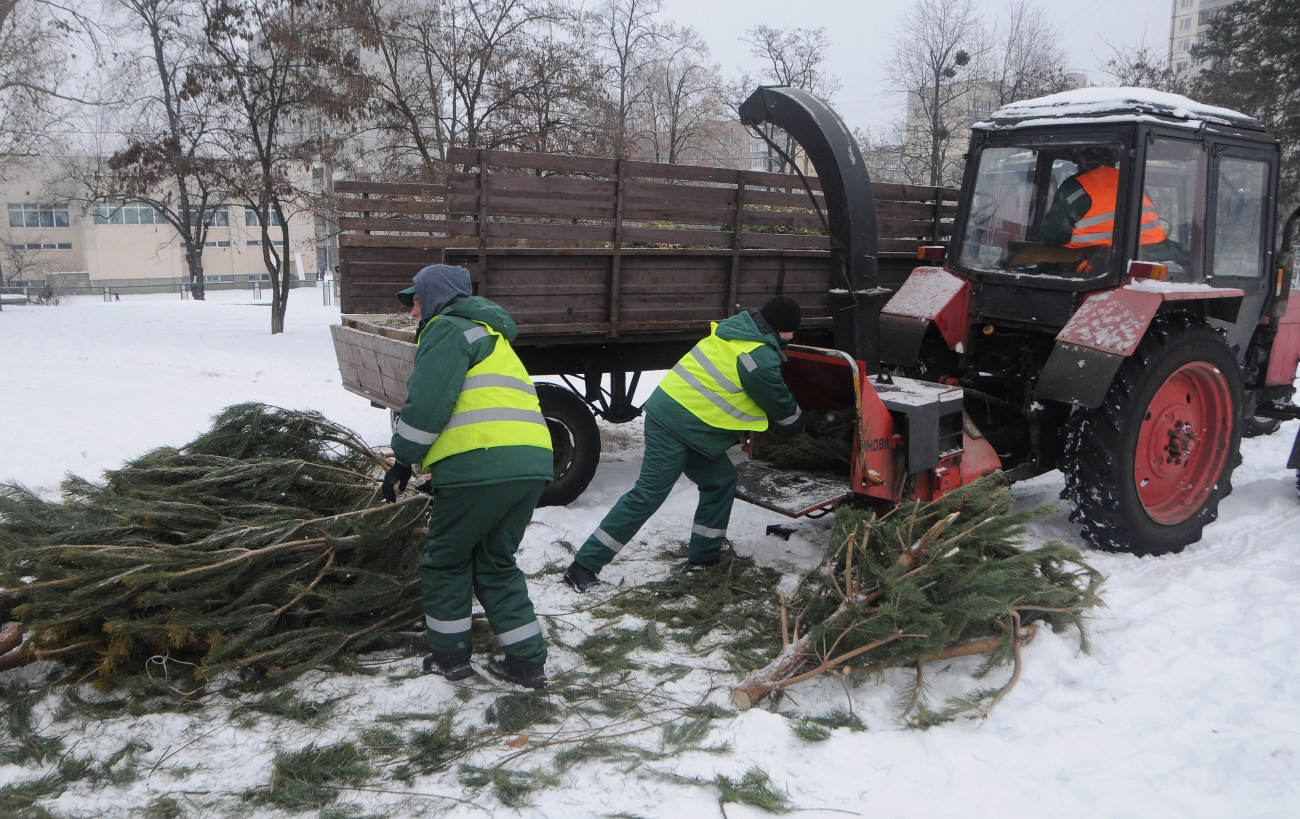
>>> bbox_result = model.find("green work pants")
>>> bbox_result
[420,479,546,664]
[575,415,737,573]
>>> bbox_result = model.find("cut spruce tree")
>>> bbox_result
[732,477,1105,722]
[0,404,429,693]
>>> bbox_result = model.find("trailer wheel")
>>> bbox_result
[536,383,600,507]
[1062,313,1243,555]
[1244,415,1281,438]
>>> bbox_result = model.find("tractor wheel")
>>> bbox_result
[1062,313,1243,555]
[536,383,601,507]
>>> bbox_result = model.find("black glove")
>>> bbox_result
[381,462,412,503]
[413,480,433,495]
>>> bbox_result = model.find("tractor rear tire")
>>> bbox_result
[536,383,600,507]
[1062,313,1243,555]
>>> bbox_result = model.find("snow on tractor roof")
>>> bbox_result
[981,87,1263,132]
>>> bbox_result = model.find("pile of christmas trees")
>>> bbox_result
[733,477,1105,722]
[0,404,428,694]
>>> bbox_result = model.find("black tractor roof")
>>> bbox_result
[978,87,1266,134]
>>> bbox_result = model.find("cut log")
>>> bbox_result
[0,623,28,672]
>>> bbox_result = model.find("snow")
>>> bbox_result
[1126,278,1230,294]
[3,290,1300,817]
[987,87,1260,130]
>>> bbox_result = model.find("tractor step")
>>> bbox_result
[735,460,853,518]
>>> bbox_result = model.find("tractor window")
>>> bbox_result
[957,143,1124,278]
[1138,138,1205,282]
[957,146,1038,270]
[1211,156,1269,279]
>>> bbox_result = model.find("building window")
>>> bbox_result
[13,242,72,250]
[203,240,231,247]
[244,208,281,227]
[186,207,229,227]
[247,239,261,246]
[248,273,270,281]
[8,202,70,228]
[206,274,233,282]
[93,200,165,225]
[1179,17,1191,30]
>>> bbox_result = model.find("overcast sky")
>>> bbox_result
[653,0,1176,134]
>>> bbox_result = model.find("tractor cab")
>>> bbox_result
[951,88,1285,350]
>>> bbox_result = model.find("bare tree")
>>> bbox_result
[1101,38,1190,94]
[347,0,570,177]
[639,24,729,165]
[988,0,1070,105]
[200,0,368,334]
[589,0,664,158]
[0,1,82,178]
[883,0,985,186]
[741,25,840,175]
[742,25,839,98]
[71,0,227,300]
[505,20,613,156]
[0,237,57,288]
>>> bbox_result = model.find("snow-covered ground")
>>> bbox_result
[3,290,1299,817]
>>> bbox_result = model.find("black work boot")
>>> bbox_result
[486,655,547,690]
[421,649,475,681]
[562,561,605,593]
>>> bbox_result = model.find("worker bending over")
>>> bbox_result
[564,296,806,593]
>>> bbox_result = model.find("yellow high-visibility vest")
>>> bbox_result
[418,319,552,468]
[658,323,769,431]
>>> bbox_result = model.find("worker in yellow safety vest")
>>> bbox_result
[563,296,806,593]
[381,264,552,689]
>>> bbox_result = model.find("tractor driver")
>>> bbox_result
[1039,146,1168,273]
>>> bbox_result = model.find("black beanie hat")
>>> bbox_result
[760,295,801,334]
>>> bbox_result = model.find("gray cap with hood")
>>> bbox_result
[396,264,472,316]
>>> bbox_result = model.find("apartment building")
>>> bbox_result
[1170,0,1236,75]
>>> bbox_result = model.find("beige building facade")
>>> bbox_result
[1170,0,1236,76]
[1,156,320,292]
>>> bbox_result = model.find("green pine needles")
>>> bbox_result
[0,403,429,694]
[733,476,1106,720]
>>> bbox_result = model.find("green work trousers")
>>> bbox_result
[575,415,737,573]
[420,479,546,664]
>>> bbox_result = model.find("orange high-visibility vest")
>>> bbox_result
[1064,166,1167,248]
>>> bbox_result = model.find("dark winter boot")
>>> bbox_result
[486,655,547,690]
[421,649,476,681]
[562,561,605,593]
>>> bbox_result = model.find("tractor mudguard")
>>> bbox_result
[1036,283,1245,408]
[879,266,971,366]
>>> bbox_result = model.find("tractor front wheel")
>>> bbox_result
[1063,313,1243,555]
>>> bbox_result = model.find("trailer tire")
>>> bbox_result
[536,383,601,507]
[1244,415,1281,438]
[1062,312,1243,556]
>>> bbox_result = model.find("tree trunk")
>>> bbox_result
[187,249,206,301]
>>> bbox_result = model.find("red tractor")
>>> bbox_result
[736,86,1300,556]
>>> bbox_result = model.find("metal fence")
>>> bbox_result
[1,278,335,304]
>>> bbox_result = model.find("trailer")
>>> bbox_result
[330,127,958,505]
